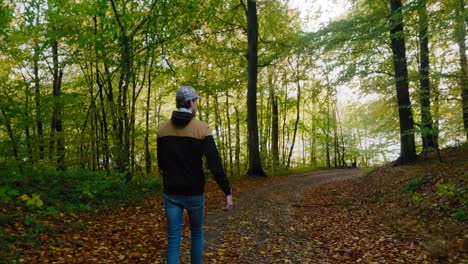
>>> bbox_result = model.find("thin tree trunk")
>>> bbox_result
[326,99,331,168]
[24,79,32,160]
[226,92,233,177]
[0,105,19,159]
[281,90,288,166]
[34,43,44,159]
[145,57,154,175]
[94,15,110,172]
[418,0,437,151]
[234,106,241,176]
[286,77,301,170]
[50,38,65,169]
[271,94,279,168]
[454,0,468,141]
[333,109,338,168]
[389,0,417,164]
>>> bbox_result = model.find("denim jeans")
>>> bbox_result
[163,193,205,264]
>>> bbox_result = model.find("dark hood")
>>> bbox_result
[171,111,194,128]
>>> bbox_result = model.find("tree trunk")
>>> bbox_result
[145,56,153,175]
[326,96,331,168]
[389,0,417,164]
[454,0,468,142]
[271,94,279,168]
[0,104,19,159]
[50,38,65,169]
[234,106,241,176]
[34,43,44,159]
[94,15,110,172]
[24,78,32,160]
[225,92,233,177]
[286,77,301,170]
[333,109,338,168]
[418,0,437,151]
[244,0,265,177]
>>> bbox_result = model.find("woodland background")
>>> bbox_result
[0,0,466,222]
[0,0,467,261]
[0,0,466,176]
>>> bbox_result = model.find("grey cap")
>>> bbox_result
[176,86,202,102]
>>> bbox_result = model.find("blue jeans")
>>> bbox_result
[164,193,205,264]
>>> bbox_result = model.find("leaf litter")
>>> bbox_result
[6,147,467,263]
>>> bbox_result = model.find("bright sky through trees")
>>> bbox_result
[288,0,351,32]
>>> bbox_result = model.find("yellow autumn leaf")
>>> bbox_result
[118,254,125,260]
[20,194,29,201]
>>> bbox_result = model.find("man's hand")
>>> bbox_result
[224,194,233,211]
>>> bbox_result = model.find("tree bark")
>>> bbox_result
[225,92,233,177]
[49,38,65,169]
[286,64,301,170]
[454,0,468,142]
[244,0,265,177]
[94,16,110,172]
[33,43,44,159]
[0,103,19,159]
[418,0,437,151]
[389,0,417,164]
[234,106,241,176]
[271,94,279,168]
[145,55,153,175]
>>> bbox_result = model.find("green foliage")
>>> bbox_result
[20,193,43,208]
[0,186,19,203]
[361,166,380,177]
[410,192,424,206]
[403,177,427,194]
[0,166,162,213]
[453,207,467,222]
[291,165,321,174]
[435,183,456,197]
[0,165,162,262]
[435,182,467,222]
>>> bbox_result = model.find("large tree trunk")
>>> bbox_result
[389,0,417,164]
[244,0,265,177]
[454,0,468,142]
[418,0,437,151]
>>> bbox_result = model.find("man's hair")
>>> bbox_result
[176,99,192,109]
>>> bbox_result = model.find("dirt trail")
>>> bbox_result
[201,168,361,263]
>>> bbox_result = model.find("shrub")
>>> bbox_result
[403,177,427,194]
[0,165,161,213]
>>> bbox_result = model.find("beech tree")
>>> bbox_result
[243,0,265,177]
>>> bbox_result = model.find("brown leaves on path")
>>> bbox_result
[12,147,467,263]
[18,200,168,263]
[296,147,467,263]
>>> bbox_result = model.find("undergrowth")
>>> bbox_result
[0,165,161,261]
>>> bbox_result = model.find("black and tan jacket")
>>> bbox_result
[157,111,231,196]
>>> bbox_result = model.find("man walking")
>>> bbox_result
[157,86,233,264]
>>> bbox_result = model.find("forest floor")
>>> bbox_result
[8,147,468,263]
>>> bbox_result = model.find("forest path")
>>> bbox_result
[197,168,361,263]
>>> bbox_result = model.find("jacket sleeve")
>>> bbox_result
[202,135,231,195]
